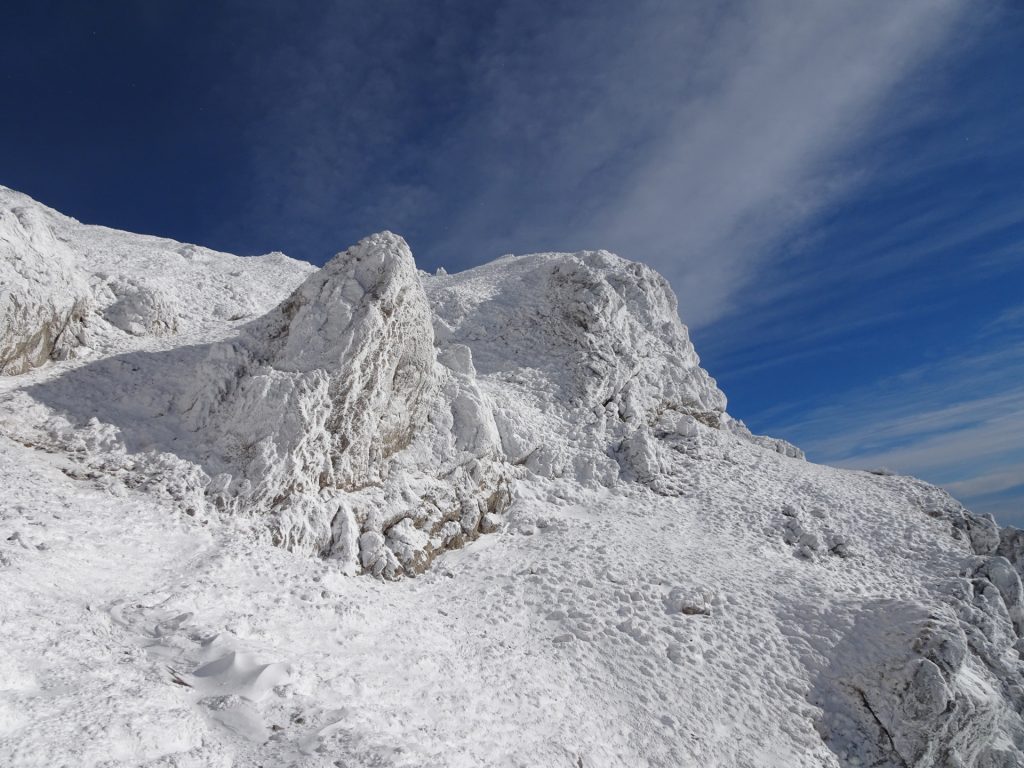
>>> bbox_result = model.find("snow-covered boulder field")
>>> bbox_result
[1,184,1023,767]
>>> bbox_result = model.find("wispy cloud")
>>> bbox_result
[765,336,1024,523]
[433,0,974,325]
[217,0,975,323]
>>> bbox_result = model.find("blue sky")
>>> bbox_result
[2,1,1022,522]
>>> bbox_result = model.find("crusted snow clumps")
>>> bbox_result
[0,203,90,374]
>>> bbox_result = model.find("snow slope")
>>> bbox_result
[2,185,1023,767]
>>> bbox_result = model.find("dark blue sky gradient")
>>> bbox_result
[2,1,1022,520]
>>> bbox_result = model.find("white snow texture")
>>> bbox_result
[1,183,1023,767]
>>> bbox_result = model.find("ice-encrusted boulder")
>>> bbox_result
[818,594,1024,768]
[0,203,90,374]
[165,233,512,571]
[426,250,734,486]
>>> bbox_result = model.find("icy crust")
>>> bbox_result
[0,203,91,373]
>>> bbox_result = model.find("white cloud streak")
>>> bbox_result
[435,0,973,326]
[226,1,974,329]
[767,339,1024,521]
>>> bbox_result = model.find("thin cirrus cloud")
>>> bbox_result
[224,0,972,331]
[432,0,974,327]
[764,337,1024,523]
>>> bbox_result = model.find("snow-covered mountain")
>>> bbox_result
[2,184,1023,767]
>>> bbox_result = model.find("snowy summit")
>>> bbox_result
[2,184,1024,767]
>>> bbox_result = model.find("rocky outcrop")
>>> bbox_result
[427,250,731,488]
[257,232,437,489]
[818,594,1024,768]
[0,204,90,374]
[429,250,726,423]
[168,233,512,572]
[19,226,802,576]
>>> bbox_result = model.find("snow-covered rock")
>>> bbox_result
[425,250,734,490]
[0,200,90,373]
[254,231,436,490]
[816,595,1024,768]
[92,274,179,336]
[5,186,1024,766]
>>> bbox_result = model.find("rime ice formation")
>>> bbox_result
[3,184,1024,767]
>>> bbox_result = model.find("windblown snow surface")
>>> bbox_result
[3,183,1024,767]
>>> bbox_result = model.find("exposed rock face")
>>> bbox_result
[258,232,436,489]
[0,204,90,374]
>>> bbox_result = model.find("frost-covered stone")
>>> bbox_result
[94,275,179,336]
[664,586,712,616]
[818,598,1024,767]
[0,201,91,374]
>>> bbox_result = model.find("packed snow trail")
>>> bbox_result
[2,184,1024,766]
